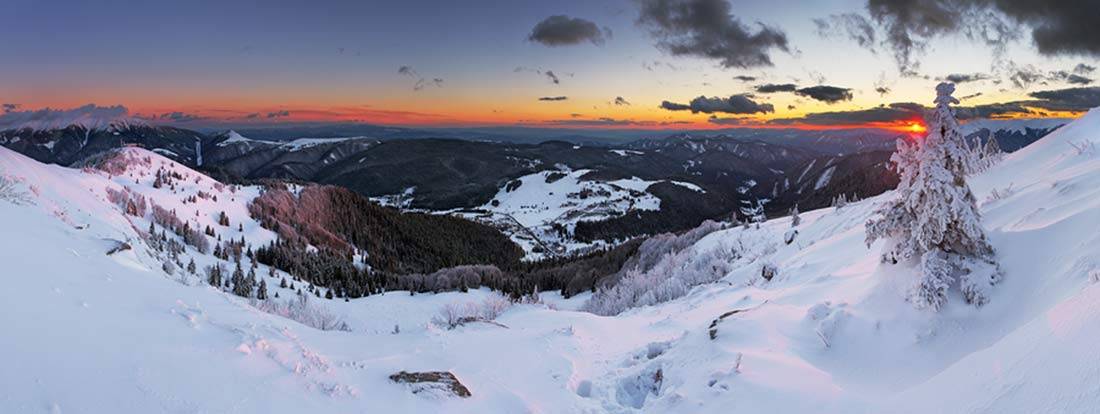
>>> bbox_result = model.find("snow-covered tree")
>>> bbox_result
[790,205,801,227]
[740,198,767,229]
[865,82,1002,311]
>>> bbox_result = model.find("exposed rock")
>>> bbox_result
[389,371,471,398]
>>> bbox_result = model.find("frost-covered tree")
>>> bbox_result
[790,205,801,228]
[257,279,268,300]
[740,198,767,229]
[865,82,1002,311]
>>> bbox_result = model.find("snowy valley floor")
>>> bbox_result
[2,110,1100,413]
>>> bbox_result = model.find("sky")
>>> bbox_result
[2,0,1099,132]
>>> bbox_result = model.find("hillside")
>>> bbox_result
[1,107,1097,412]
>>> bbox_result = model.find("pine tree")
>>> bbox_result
[257,279,268,300]
[187,258,196,274]
[325,289,334,300]
[231,262,252,297]
[790,205,801,227]
[866,82,1002,311]
[280,278,288,288]
[207,265,222,287]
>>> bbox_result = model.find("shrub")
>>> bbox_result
[252,293,350,332]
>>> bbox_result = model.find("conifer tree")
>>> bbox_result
[790,205,801,227]
[866,82,1002,311]
[257,279,268,300]
[187,258,196,274]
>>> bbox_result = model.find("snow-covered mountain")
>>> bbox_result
[1,108,1098,412]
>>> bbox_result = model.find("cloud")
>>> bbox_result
[538,96,569,101]
[754,83,798,93]
[538,117,690,127]
[733,75,757,82]
[707,116,748,125]
[1066,74,1093,85]
[1075,63,1096,74]
[398,66,417,77]
[614,96,631,106]
[1,103,19,113]
[660,94,774,114]
[398,65,444,91]
[0,104,133,130]
[875,86,892,96]
[768,99,1038,126]
[795,85,853,103]
[156,111,204,122]
[813,13,877,50]
[1008,65,1046,88]
[266,110,291,119]
[528,15,610,46]
[1027,86,1100,112]
[245,113,261,119]
[635,0,790,68]
[545,70,561,85]
[853,1,1100,72]
[944,72,991,83]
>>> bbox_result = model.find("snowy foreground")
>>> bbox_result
[2,111,1100,413]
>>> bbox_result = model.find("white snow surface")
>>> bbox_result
[2,108,1100,412]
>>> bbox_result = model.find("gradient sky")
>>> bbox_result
[2,0,1098,131]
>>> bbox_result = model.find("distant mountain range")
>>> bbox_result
[0,117,1064,255]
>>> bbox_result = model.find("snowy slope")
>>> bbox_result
[471,168,705,258]
[1,108,1099,413]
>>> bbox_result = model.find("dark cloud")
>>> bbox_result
[707,116,747,125]
[398,65,444,91]
[244,113,261,119]
[787,105,797,110]
[992,0,1100,57]
[944,72,991,83]
[769,102,922,125]
[959,92,984,100]
[1027,86,1100,112]
[1009,65,1046,88]
[768,99,1038,126]
[545,70,561,85]
[538,96,569,101]
[528,15,609,46]
[266,110,291,119]
[156,111,204,122]
[733,75,757,82]
[795,85,853,103]
[1075,63,1096,74]
[1,103,19,113]
[659,94,774,114]
[954,101,1034,119]
[614,96,631,106]
[865,1,969,72]
[875,86,892,96]
[857,1,1100,71]
[659,101,691,111]
[813,13,876,50]
[755,83,798,93]
[1066,74,1093,85]
[635,0,789,68]
[539,117,690,127]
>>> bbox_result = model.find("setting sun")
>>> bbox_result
[908,122,927,133]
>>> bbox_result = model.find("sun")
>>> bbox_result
[907,122,927,133]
